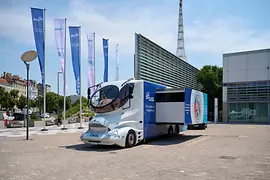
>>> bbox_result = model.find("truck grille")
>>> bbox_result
[89,123,109,133]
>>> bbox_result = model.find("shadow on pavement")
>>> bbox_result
[60,134,202,151]
[61,143,123,152]
[143,134,202,146]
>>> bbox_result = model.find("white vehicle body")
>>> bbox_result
[81,79,208,148]
[0,112,15,121]
[40,113,50,118]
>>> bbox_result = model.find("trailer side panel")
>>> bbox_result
[143,81,166,139]
[184,88,208,125]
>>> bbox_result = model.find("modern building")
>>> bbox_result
[223,48,270,123]
[134,33,201,90]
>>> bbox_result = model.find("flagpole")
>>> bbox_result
[41,8,48,131]
[78,26,83,129]
[93,32,96,86]
[62,18,68,130]
[116,44,118,81]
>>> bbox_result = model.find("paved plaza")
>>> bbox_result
[0,124,270,180]
[0,122,88,138]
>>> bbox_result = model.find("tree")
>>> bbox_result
[0,87,6,108]
[45,92,59,113]
[29,99,37,108]
[17,95,26,110]
[196,65,223,119]
[2,91,16,110]
[71,96,87,107]
[59,96,71,111]
[10,89,19,99]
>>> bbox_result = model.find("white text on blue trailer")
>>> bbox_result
[80,79,208,148]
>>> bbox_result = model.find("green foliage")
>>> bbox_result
[0,87,5,108]
[9,89,19,99]
[196,65,223,112]
[58,100,93,119]
[17,95,26,110]
[2,91,16,110]
[71,96,87,107]
[29,99,37,108]
[30,114,38,120]
[59,95,71,111]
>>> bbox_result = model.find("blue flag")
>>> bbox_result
[69,26,81,95]
[31,8,45,91]
[103,38,109,82]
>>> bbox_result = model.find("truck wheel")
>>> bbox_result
[125,130,136,148]
[200,123,207,130]
[174,125,179,135]
[168,126,173,137]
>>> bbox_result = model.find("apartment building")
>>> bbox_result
[1,72,41,100]
[37,83,51,94]
[0,77,13,92]
[2,72,27,97]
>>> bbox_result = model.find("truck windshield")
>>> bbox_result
[90,83,134,113]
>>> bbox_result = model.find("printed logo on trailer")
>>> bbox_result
[145,92,154,102]
[55,27,63,31]
[193,92,201,123]
[33,16,43,22]
[71,33,79,38]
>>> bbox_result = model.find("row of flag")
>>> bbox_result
[30,7,119,126]
[30,7,118,97]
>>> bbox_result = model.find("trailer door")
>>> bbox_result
[156,90,185,124]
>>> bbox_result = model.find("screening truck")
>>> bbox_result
[80,79,208,148]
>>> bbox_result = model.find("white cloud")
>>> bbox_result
[0,1,269,65]
[185,17,270,55]
[0,6,56,47]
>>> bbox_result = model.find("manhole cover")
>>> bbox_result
[219,156,236,160]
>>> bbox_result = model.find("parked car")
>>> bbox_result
[13,113,25,121]
[0,112,15,121]
[40,113,50,118]
[0,112,22,128]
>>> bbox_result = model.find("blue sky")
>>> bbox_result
[0,0,269,96]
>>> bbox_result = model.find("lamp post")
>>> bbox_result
[21,50,38,140]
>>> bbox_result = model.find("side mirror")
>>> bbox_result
[87,88,91,99]
[128,84,134,99]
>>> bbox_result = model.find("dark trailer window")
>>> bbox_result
[156,92,185,102]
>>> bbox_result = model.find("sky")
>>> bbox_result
[0,0,270,96]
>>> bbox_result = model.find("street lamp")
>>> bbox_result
[21,50,38,140]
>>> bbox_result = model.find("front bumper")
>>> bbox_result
[80,131,126,147]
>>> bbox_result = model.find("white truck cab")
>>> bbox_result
[80,79,208,148]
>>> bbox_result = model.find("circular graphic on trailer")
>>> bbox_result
[190,90,204,124]
[193,92,201,123]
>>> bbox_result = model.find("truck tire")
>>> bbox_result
[125,130,136,148]
[174,125,179,135]
[168,126,173,137]
[200,123,207,130]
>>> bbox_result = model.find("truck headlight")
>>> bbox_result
[105,130,120,139]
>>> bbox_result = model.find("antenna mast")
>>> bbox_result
[176,0,186,61]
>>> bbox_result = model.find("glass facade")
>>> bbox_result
[226,81,270,123]
[134,33,201,90]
